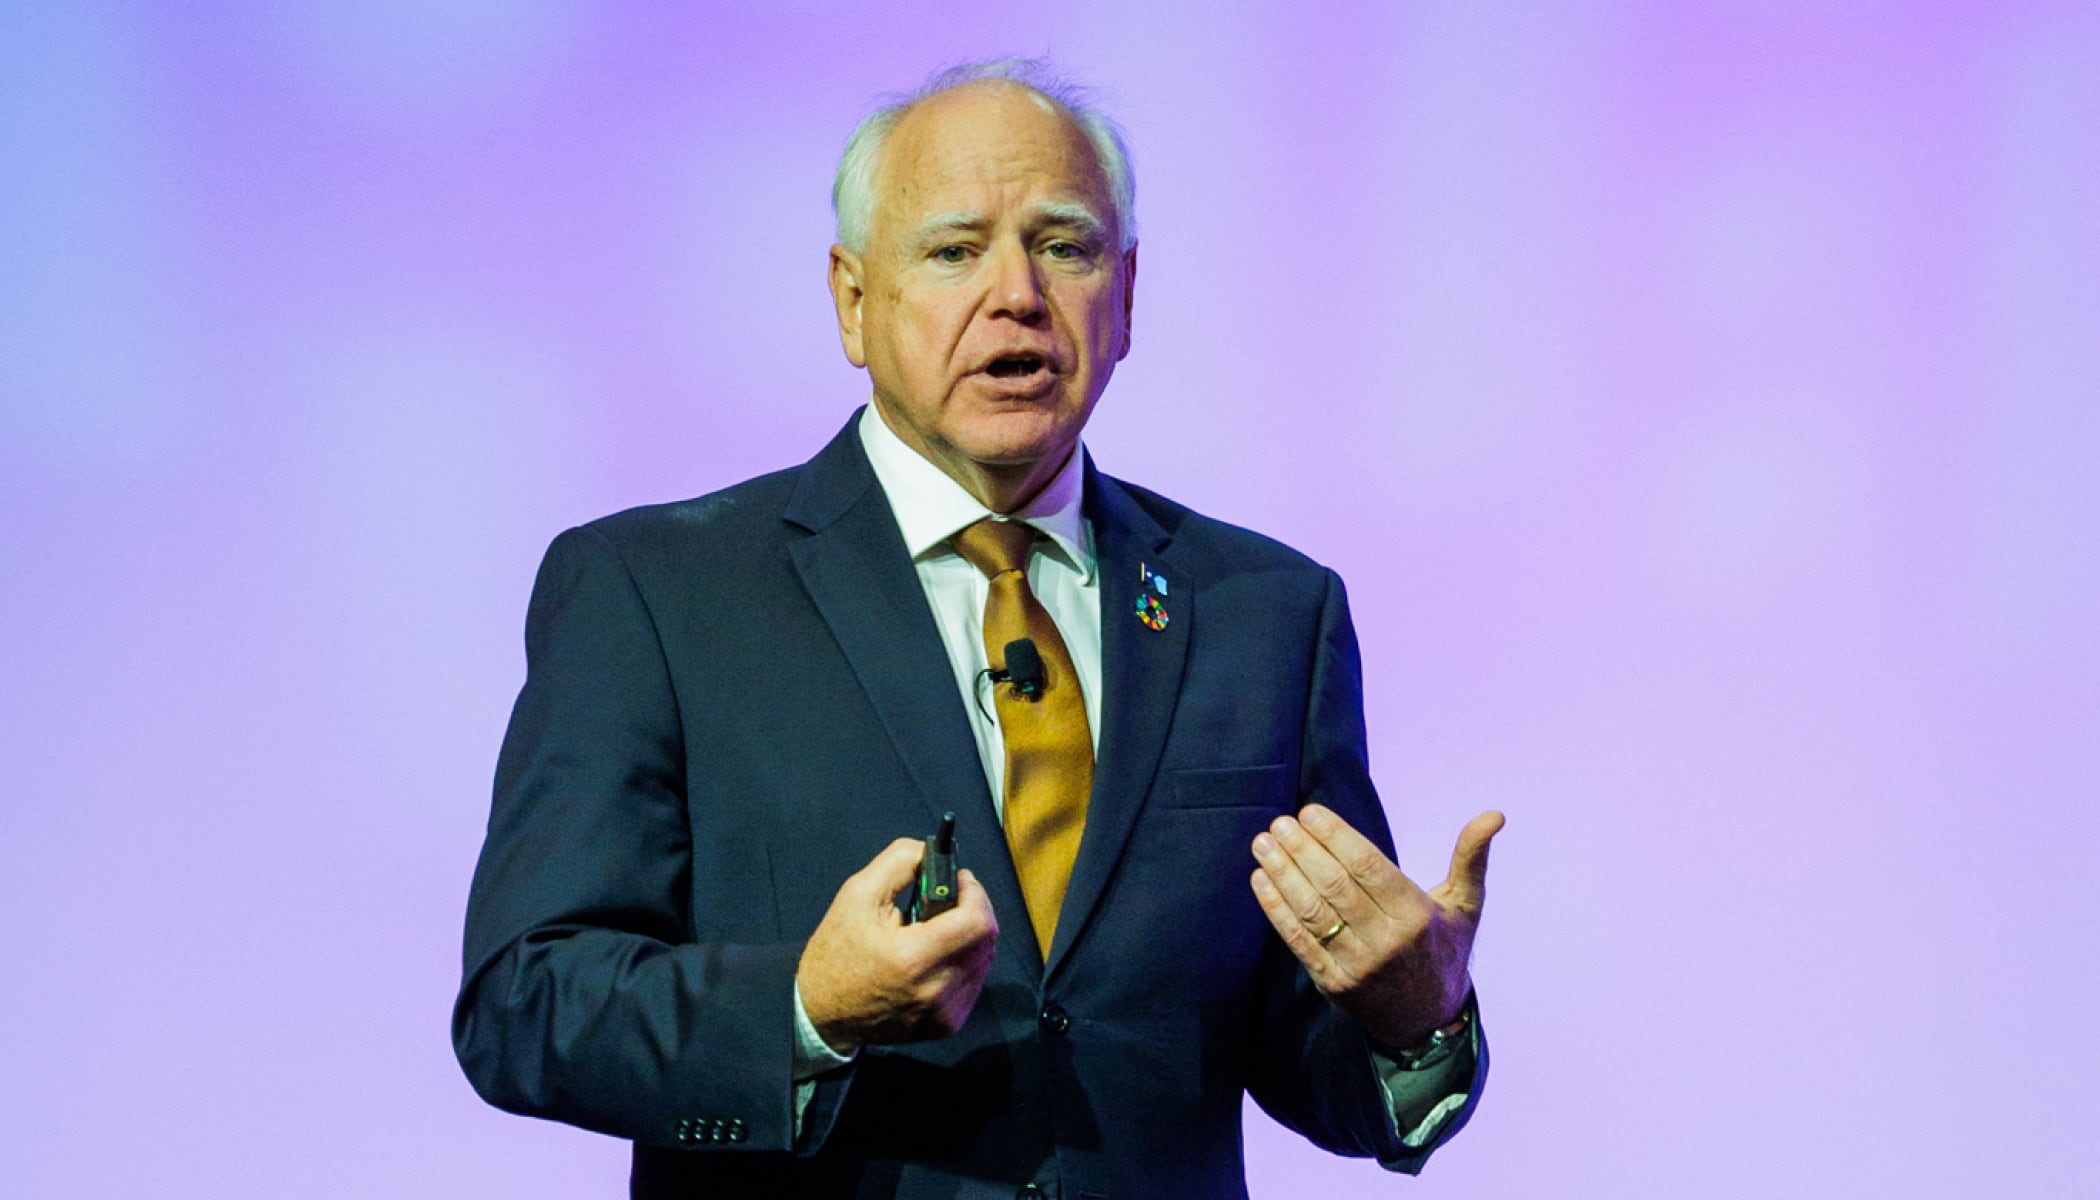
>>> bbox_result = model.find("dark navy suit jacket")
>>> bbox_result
[454,414,1486,1198]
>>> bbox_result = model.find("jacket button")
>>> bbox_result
[1039,1005,1070,1036]
[1017,1186,1046,1199]
[728,1118,748,1142]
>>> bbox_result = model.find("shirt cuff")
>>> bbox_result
[1371,1003,1479,1149]
[792,979,856,1081]
[790,980,856,1138]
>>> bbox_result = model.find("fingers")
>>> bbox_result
[953,868,998,937]
[1296,804,1420,917]
[1252,811,1389,935]
[1250,827,1335,939]
[919,868,999,956]
[849,836,928,909]
[1442,810,1505,910]
[908,868,997,1035]
[1248,867,1331,972]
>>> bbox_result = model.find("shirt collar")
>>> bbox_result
[857,404,1094,582]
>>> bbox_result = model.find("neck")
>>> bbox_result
[957,455,1068,514]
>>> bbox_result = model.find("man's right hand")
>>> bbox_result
[797,837,1000,1055]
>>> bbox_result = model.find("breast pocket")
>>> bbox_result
[1158,763,1293,811]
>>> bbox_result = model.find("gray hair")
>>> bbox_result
[831,58,1138,255]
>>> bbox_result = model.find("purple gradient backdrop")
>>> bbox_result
[5,3,2096,1196]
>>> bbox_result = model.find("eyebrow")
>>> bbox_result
[915,212,986,240]
[909,211,988,246]
[1032,201,1106,238]
[906,202,1109,247]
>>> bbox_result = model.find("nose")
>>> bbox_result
[986,241,1046,322]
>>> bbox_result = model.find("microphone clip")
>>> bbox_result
[996,637,1046,700]
[975,637,1047,716]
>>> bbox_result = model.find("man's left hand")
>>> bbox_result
[1250,804,1505,1050]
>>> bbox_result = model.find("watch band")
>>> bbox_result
[1389,995,1475,1072]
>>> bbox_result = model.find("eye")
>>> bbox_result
[933,244,971,265]
[1044,240,1088,261]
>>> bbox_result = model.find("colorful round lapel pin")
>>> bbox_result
[1134,593,1169,631]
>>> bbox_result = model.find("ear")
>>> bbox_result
[1115,243,1138,362]
[829,245,868,368]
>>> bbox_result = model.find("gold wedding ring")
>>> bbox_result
[1314,917,1346,944]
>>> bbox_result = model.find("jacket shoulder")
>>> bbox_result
[539,466,802,577]
[581,465,802,546]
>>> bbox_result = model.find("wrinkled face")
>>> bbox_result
[829,83,1135,506]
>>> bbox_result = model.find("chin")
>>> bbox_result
[953,418,1080,471]
[958,393,1057,428]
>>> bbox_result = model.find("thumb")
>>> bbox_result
[846,836,928,909]
[953,869,996,925]
[926,868,1001,948]
[1443,810,1506,909]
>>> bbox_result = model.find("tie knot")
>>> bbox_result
[952,518,1038,579]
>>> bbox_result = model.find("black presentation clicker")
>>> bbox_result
[909,811,959,923]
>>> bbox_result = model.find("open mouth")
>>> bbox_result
[984,353,1049,379]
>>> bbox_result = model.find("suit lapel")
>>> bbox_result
[783,418,1033,969]
[1045,465,1190,980]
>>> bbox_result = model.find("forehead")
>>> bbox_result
[872,84,1110,231]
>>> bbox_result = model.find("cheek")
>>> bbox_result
[1061,282,1126,348]
[886,297,964,364]
[1083,306,1128,363]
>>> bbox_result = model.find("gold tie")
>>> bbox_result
[951,518,1093,955]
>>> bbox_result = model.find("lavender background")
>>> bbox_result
[4,2,2096,1196]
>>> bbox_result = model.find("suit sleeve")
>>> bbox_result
[1242,568,1489,1175]
[452,525,806,1152]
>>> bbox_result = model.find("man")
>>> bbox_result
[456,59,1503,1198]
